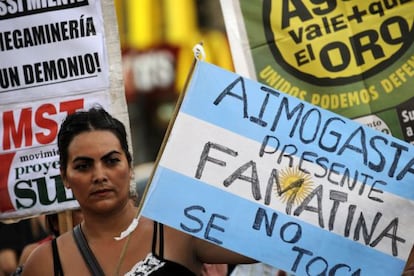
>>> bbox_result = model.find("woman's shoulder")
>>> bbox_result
[138,216,153,226]
[137,218,192,243]
[21,238,54,275]
[22,230,82,275]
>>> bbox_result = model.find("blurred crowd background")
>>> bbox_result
[114,0,234,166]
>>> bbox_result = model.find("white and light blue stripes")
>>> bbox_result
[141,61,414,275]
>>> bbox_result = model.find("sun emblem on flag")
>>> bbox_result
[275,166,313,205]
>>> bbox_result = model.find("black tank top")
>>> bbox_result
[51,221,196,276]
[125,221,195,275]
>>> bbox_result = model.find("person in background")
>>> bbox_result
[0,217,48,276]
[22,106,255,275]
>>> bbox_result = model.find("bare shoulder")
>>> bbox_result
[139,216,154,228]
[21,240,54,275]
[19,242,40,265]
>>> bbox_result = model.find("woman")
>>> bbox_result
[22,106,254,275]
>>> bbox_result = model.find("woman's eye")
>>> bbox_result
[106,157,120,165]
[74,163,90,171]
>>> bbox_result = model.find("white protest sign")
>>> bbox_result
[0,0,128,221]
[141,60,414,275]
[0,0,109,104]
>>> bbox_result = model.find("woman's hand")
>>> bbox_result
[201,264,228,276]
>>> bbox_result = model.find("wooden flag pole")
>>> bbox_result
[58,210,73,234]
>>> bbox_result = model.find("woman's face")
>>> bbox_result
[62,130,132,214]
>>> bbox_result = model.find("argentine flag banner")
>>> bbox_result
[141,60,414,275]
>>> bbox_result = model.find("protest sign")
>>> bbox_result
[219,0,414,144]
[0,0,128,221]
[141,60,414,275]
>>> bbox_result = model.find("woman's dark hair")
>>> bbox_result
[57,106,132,172]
